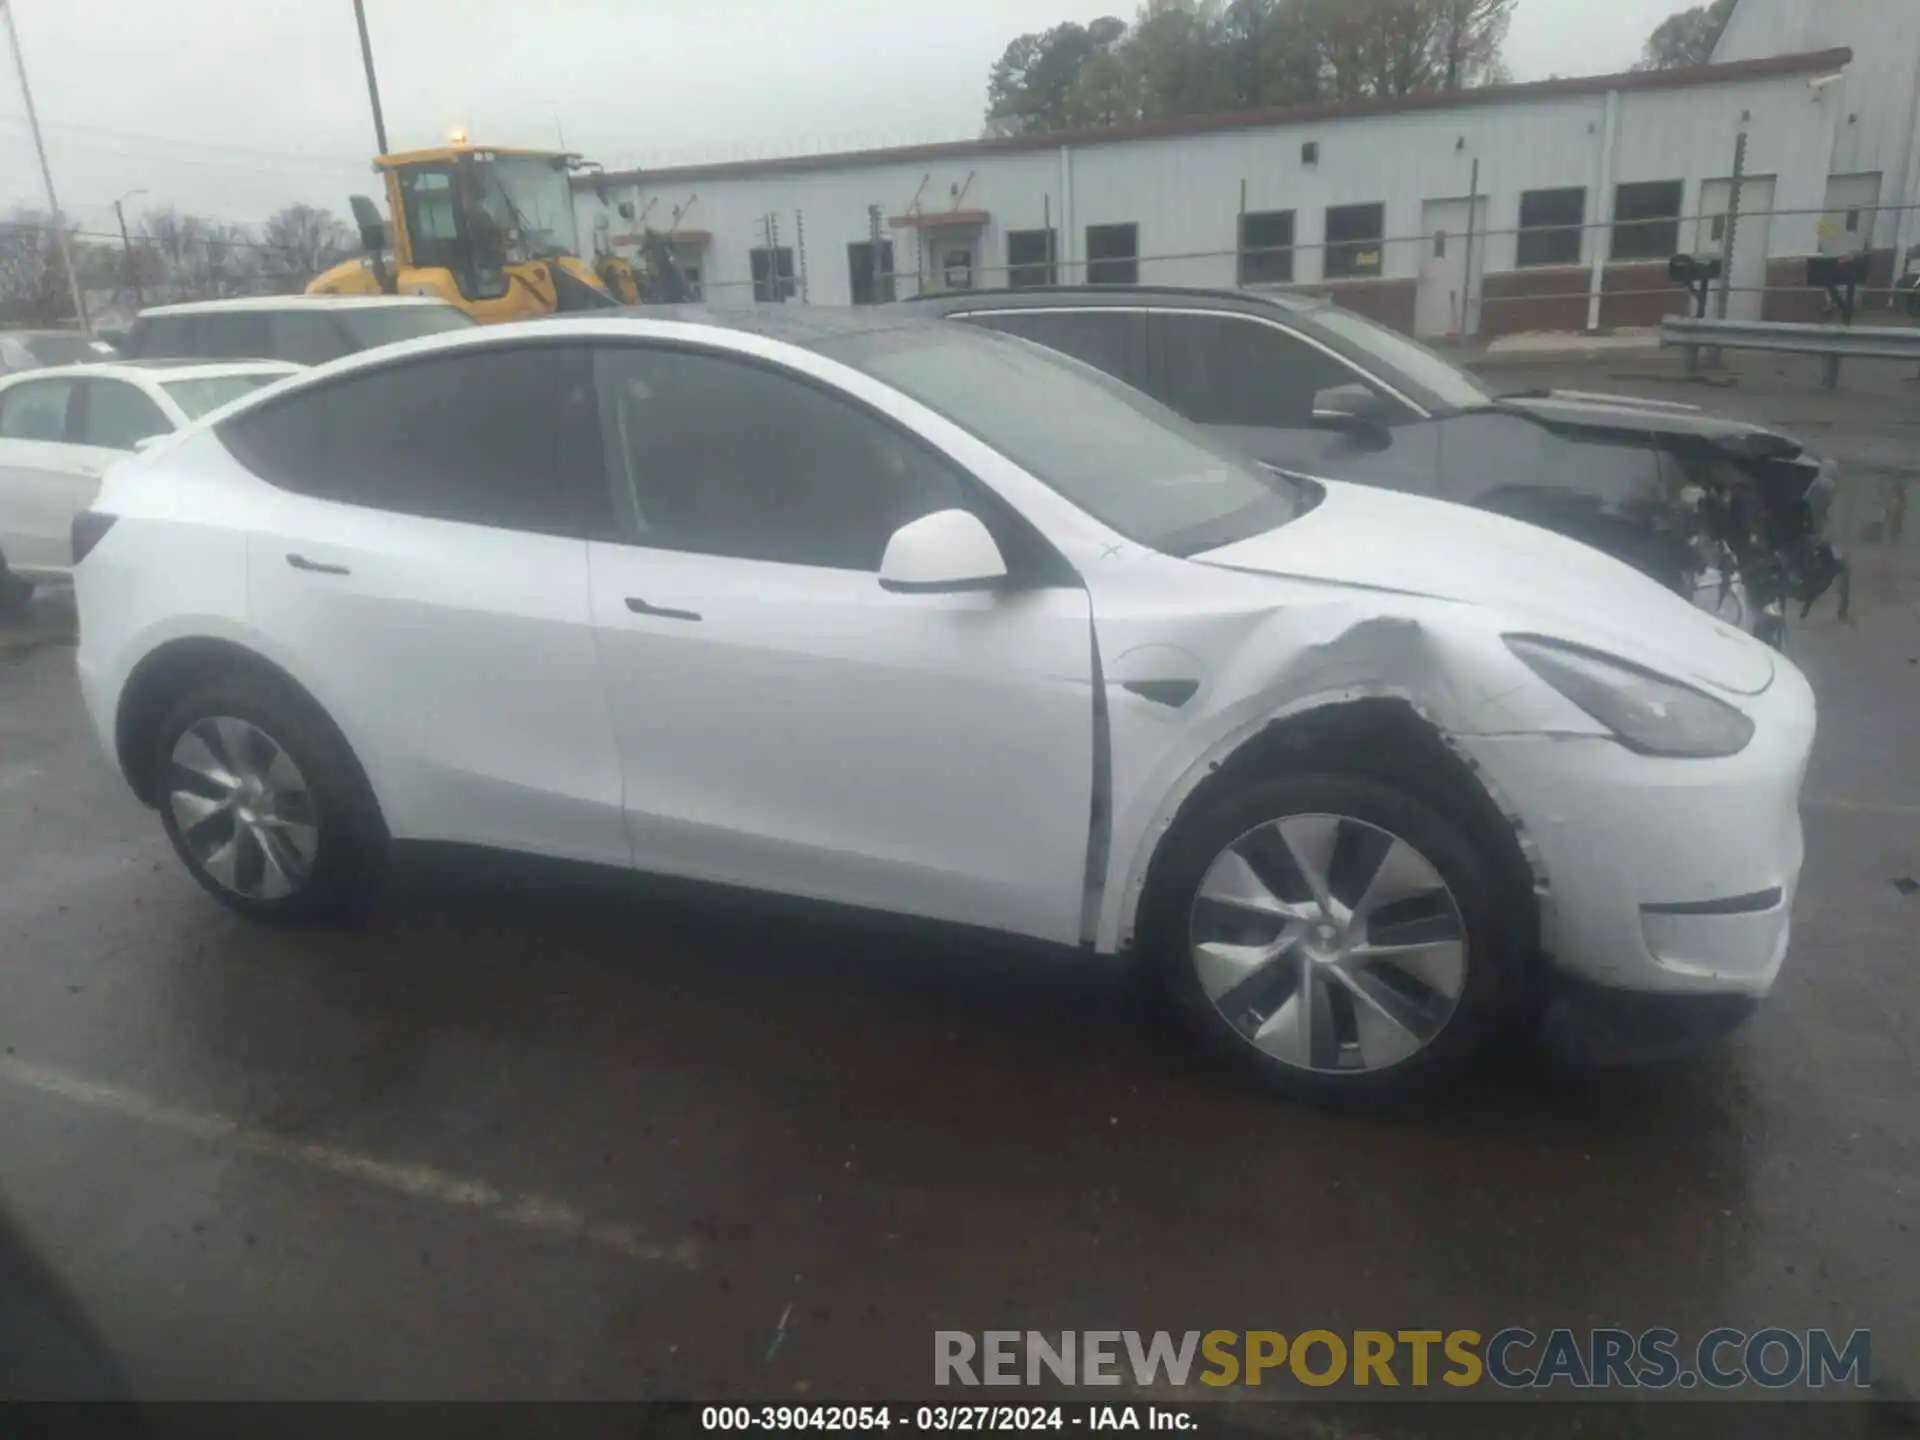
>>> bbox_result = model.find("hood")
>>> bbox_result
[1196,478,1775,696]
[1496,390,1807,460]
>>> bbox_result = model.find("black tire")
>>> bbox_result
[1142,769,1527,1107]
[0,561,32,618]
[151,671,386,926]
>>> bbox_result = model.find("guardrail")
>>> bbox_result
[1661,316,1920,389]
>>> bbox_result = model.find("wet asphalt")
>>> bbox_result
[0,354,1916,1430]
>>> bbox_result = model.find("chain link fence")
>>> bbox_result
[0,214,346,330]
[666,197,1920,325]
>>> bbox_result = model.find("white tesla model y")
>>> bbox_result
[71,311,1816,1102]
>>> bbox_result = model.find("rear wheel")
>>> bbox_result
[1144,770,1523,1106]
[152,673,385,925]
[0,557,33,617]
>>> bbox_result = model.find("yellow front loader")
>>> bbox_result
[309,141,642,320]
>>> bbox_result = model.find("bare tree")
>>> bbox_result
[260,203,353,280]
[0,209,75,324]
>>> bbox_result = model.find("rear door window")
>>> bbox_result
[957,309,1148,389]
[0,377,79,441]
[78,379,171,449]
[219,344,594,538]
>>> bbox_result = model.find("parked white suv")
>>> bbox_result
[118,295,474,367]
[0,358,297,608]
[70,312,1816,1102]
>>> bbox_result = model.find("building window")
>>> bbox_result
[1007,228,1058,288]
[1238,210,1295,285]
[847,240,896,305]
[1324,203,1385,279]
[1611,181,1684,262]
[750,246,796,302]
[1517,187,1585,268]
[1085,223,1139,285]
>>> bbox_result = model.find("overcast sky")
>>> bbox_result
[1,0,1697,235]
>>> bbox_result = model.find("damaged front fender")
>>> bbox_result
[1087,565,1603,953]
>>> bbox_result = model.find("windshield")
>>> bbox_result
[161,374,284,418]
[1308,306,1493,411]
[474,154,580,259]
[821,323,1311,555]
[335,306,477,350]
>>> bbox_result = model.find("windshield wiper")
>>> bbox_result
[481,171,566,259]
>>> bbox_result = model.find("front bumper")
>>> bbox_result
[1457,654,1816,1004]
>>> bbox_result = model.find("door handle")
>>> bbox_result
[625,596,701,622]
[287,553,351,576]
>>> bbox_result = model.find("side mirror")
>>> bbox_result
[348,194,388,254]
[1312,382,1395,436]
[879,509,1008,594]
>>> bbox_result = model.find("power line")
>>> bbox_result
[0,217,315,254]
[0,125,369,181]
[0,111,368,169]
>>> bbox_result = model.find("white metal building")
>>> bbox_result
[574,46,1857,337]
[1713,0,1920,267]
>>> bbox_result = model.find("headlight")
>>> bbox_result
[1504,635,1755,758]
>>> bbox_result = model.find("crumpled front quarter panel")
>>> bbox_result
[1084,550,1599,953]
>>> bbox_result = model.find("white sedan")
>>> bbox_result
[0,359,298,609]
[69,313,1816,1103]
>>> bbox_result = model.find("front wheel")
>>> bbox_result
[1143,771,1525,1105]
[152,673,385,925]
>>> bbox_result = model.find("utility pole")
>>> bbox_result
[114,189,147,309]
[352,0,389,154]
[1705,128,1748,370]
[1,0,89,330]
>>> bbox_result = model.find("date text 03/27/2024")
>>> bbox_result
[702,1407,1186,1432]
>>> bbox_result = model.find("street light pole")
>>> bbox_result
[352,0,390,155]
[113,189,147,308]
[1,0,89,330]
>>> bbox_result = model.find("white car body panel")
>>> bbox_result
[241,471,628,870]
[588,541,1095,943]
[1198,480,1776,696]
[0,436,112,573]
[0,361,297,578]
[73,314,1818,1022]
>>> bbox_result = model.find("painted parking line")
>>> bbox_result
[0,1055,699,1270]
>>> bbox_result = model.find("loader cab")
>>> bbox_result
[385,147,582,305]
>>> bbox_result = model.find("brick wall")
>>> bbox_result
[1479,265,1591,337]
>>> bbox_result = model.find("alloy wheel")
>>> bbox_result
[1188,813,1468,1073]
[167,716,320,901]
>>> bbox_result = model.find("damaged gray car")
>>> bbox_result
[920,286,1845,649]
